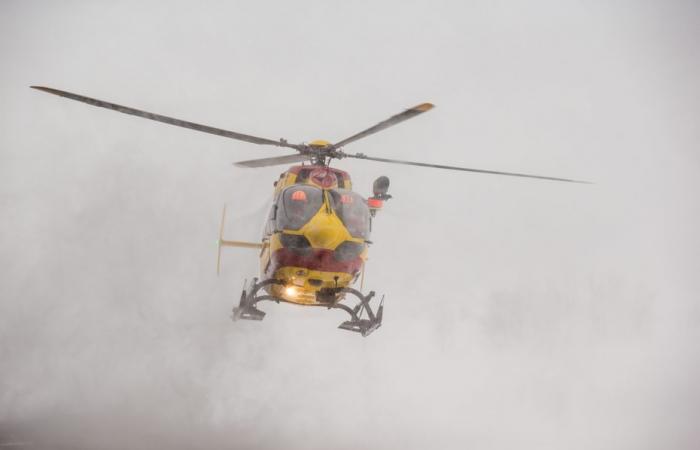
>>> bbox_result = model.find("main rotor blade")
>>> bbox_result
[234,153,311,168]
[344,153,591,183]
[333,103,434,148]
[30,86,299,150]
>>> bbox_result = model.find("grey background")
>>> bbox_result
[1,1,699,449]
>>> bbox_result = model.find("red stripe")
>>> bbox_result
[266,248,362,277]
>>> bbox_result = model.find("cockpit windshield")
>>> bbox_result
[276,185,324,230]
[275,186,370,239]
[328,189,370,240]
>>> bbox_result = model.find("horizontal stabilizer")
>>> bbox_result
[220,239,263,249]
[217,204,264,275]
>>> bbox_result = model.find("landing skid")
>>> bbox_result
[232,278,384,337]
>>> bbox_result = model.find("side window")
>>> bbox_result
[263,198,278,236]
[276,186,323,230]
[329,190,370,240]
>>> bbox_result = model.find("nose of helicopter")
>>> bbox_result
[304,212,348,250]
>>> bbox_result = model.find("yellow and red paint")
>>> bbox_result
[260,163,368,305]
[274,164,352,193]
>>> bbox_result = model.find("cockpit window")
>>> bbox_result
[276,186,323,230]
[329,189,370,239]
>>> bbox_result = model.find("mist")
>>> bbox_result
[1,1,699,449]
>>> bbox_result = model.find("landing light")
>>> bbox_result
[285,286,297,297]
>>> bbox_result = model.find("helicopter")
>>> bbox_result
[31,86,588,336]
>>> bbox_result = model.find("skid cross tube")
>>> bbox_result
[232,278,384,336]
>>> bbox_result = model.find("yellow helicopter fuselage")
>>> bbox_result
[259,162,372,305]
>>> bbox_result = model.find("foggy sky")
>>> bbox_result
[1,1,699,449]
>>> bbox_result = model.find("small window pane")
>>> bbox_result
[329,190,370,239]
[276,186,323,230]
